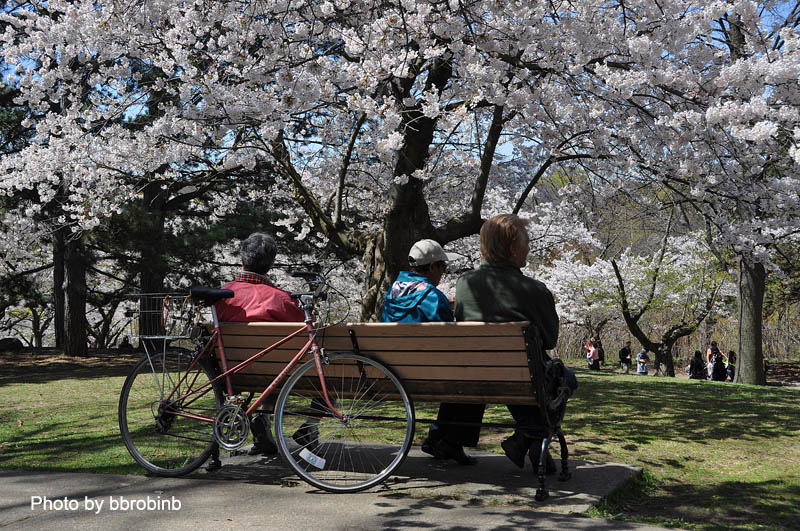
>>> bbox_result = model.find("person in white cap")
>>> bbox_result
[380,239,477,465]
[381,239,456,322]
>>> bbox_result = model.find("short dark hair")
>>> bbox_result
[240,232,277,275]
[411,260,445,274]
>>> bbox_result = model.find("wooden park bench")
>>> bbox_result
[216,320,574,500]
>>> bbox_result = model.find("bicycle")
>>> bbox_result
[117,272,415,493]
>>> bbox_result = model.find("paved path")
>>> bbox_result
[1,447,671,530]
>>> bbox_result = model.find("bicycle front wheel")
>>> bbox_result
[274,353,415,493]
[118,350,222,476]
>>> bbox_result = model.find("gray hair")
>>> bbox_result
[240,232,277,275]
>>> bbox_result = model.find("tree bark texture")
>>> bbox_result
[52,226,65,349]
[654,342,676,377]
[736,258,766,385]
[359,232,388,321]
[63,234,87,357]
[137,183,169,342]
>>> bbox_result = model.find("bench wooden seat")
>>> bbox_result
[217,321,540,405]
[214,319,572,500]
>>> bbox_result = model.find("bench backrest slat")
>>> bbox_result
[217,321,537,405]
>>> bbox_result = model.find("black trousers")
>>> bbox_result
[428,403,545,447]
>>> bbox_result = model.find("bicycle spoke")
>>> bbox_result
[119,351,221,476]
[274,353,414,493]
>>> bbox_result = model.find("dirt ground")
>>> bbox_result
[0,349,142,378]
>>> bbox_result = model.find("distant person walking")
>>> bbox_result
[595,339,606,366]
[618,340,632,374]
[586,340,600,370]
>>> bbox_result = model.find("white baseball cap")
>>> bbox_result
[408,239,459,267]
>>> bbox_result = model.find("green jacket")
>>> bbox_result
[454,260,559,350]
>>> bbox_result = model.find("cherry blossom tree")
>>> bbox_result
[0,0,621,321]
[566,3,800,383]
[537,250,620,344]
[539,224,734,376]
[610,233,734,376]
[0,1,798,381]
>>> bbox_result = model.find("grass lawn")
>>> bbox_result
[530,365,800,529]
[1,353,799,529]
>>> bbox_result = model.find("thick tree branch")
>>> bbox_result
[435,104,511,242]
[334,113,367,226]
[269,130,369,256]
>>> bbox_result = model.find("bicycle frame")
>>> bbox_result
[159,294,345,425]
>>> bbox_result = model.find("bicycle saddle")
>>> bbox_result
[190,286,234,305]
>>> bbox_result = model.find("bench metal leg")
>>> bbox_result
[534,437,550,501]
[556,427,571,482]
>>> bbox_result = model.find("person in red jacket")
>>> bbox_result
[215,232,305,455]
[215,233,305,323]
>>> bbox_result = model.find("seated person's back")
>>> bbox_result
[215,232,304,323]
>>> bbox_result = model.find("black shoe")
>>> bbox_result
[421,437,448,459]
[292,422,320,451]
[501,432,528,469]
[206,457,222,471]
[440,440,477,466]
[248,438,278,456]
[424,438,477,465]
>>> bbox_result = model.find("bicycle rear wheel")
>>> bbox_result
[274,353,415,493]
[118,349,222,476]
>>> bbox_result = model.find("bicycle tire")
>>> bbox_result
[274,353,415,493]
[118,350,222,476]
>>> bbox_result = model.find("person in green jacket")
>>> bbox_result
[455,213,560,474]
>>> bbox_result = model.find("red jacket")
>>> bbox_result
[215,273,305,322]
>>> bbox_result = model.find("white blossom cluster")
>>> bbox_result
[0,0,798,320]
[538,233,735,334]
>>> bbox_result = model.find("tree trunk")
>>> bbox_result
[736,257,766,385]
[30,307,43,348]
[53,226,65,349]
[63,234,87,357]
[137,183,169,346]
[360,232,388,321]
[656,341,676,377]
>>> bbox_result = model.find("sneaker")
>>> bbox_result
[292,422,320,451]
[501,432,528,469]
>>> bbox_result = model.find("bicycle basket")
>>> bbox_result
[124,293,197,340]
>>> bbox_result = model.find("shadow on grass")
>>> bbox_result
[565,369,800,444]
[0,351,141,388]
[634,476,800,529]
[0,414,143,476]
